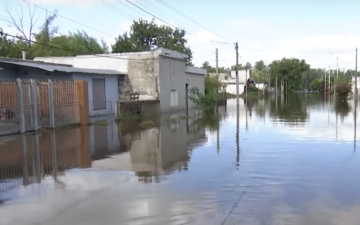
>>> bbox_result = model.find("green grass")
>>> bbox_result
[91,121,109,126]
[139,120,156,128]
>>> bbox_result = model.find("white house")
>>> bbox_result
[35,48,206,113]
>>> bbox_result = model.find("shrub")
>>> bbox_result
[188,75,222,110]
[335,82,351,96]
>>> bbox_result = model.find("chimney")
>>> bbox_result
[21,51,26,60]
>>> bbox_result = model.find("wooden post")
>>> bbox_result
[75,80,89,125]
[78,126,91,168]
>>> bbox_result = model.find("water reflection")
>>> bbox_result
[0,95,360,225]
[0,109,222,207]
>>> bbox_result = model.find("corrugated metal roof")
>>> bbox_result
[0,59,125,75]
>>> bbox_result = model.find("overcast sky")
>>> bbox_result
[1,0,360,70]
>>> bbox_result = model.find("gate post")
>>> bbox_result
[30,79,39,130]
[16,79,26,133]
[48,80,55,128]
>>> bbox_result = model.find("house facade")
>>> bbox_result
[0,57,123,117]
[35,48,206,113]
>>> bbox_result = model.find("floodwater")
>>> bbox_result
[0,93,360,225]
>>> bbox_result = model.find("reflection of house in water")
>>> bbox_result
[0,128,92,202]
[0,112,208,204]
[92,115,207,183]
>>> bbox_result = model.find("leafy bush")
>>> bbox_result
[335,82,351,96]
[188,75,222,110]
[244,85,260,93]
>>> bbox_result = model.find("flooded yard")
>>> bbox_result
[0,93,359,225]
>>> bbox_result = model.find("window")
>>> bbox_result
[170,90,178,107]
[92,78,106,110]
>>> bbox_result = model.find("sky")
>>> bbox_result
[1,0,360,70]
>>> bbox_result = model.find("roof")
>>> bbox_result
[0,57,123,75]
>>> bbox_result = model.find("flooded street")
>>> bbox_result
[1,94,360,225]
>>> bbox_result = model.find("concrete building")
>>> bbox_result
[35,48,206,113]
[0,57,123,117]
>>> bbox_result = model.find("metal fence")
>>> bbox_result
[0,79,80,136]
[89,100,113,117]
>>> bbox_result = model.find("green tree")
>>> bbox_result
[202,61,216,73]
[0,29,21,58]
[253,60,267,84]
[112,19,193,64]
[269,58,310,91]
[31,30,107,57]
[310,78,320,91]
[201,61,226,74]
[230,64,244,70]
[254,60,265,71]
[245,62,252,70]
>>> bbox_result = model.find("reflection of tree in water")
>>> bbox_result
[188,108,227,134]
[243,98,253,117]
[253,99,266,118]
[334,99,351,119]
[268,94,308,124]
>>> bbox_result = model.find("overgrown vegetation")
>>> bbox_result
[188,75,222,110]
[335,82,352,97]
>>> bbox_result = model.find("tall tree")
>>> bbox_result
[0,28,26,58]
[112,19,193,64]
[42,31,106,56]
[201,61,225,74]
[4,3,41,46]
[269,58,310,91]
[254,60,265,71]
[245,62,252,70]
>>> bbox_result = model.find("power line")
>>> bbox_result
[22,0,116,38]
[156,0,231,43]
[0,31,162,61]
[194,52,215,60]
[97,0,136,21]
[124,0,233,45]
[114,0,148,18]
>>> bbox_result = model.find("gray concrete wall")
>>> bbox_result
[127,55,159,100]
[158,57,187,112]
[118,100,160,117]
[158,59,206,112]
[186,72,205,109]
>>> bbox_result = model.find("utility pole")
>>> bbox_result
[235,42,239,106]
[329,66,331,94]
[355,47,358,100]
[215,48,218,77]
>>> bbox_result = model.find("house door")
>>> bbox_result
[92,78,106,110]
